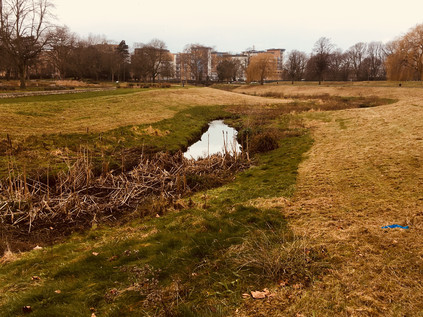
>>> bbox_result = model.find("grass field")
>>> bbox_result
[0,87,289,177]
[0,85,317,316]
[232,83,423,316]
[0,87,287,136]
[1,82,422,316]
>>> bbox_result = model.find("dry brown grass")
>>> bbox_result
[0,248,16,264]
[233,83,423,101]
[236,84,423,316]
[0,87,287,138]
[0,150,250,239]
[51,80,90,87]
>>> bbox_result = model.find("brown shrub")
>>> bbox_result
[249,131,280,154]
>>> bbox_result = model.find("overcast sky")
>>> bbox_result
[53,0,423,53]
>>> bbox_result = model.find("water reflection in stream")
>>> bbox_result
[183,120,242,160]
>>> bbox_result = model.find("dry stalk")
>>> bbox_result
[0,151,250,231]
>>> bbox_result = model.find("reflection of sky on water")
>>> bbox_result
[184,120,241,160]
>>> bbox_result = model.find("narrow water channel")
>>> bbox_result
[183,120,242,160]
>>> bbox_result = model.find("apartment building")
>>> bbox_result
[266,49,285,80]
[172,47,285,82]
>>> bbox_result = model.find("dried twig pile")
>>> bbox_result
[0,151,250,232]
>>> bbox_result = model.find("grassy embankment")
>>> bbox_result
[0,86,288,178]
[0,83,401,316]
[0,86,323,316]
[0,131,317,316]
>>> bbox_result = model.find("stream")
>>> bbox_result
[183,120,242,160]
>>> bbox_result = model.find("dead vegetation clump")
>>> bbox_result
[0,151,250,234]
[228,226,328,286]
[249,131,280,154]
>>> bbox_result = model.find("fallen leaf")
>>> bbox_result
[155,214,160,218]
[242,293,250,299]
[33,245,43,250]
[251,290,266,299]
[54,290,61,294]
[92,252,99,256]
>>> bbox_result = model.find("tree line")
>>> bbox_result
[1,0,423,88]
[283,37,387,85]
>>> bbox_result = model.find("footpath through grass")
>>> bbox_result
[0,108,323,316]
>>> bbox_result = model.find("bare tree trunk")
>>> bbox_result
[19,65,27,89]
[0,0,3,28]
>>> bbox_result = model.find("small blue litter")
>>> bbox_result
[381,224,409,229]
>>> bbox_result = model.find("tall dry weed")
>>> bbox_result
[229,225,328,285]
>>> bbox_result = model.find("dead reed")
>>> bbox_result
[0,150,250,232]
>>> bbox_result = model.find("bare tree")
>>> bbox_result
[284,50,307,84]
[366,41,385,80]
[47,25,77,79]
[183,44,211,83]
[0,0,3,28]
[0,0,13,79]
[133,39,172,83]
[216,56,239,82]
[346,42,367,80]
[326,49,350,81]
[131,49,150,82]
[311,37,334,85]
[0,0,54,88]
